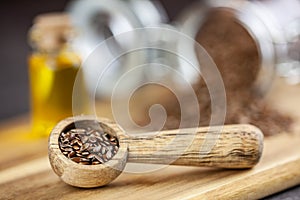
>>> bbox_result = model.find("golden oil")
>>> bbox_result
[28,13,89,138]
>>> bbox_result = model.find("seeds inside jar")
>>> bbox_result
[58,126,119,165]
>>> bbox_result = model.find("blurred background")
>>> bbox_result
[0,0,197,121]
[1,0,300,198]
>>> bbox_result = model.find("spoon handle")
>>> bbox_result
[126,124,263,169]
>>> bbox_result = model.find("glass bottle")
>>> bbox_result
[28,13,88,138]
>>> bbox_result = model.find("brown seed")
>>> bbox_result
[86,130,95,135]
[103,154,107,161]
[63,147,73,152]
[81,143,90,151]
[94,155,104,163]
[110,138,116,143]
[93,131,101,137]
[82,151,89,156]
[80,157,90,162]
[68,151,76,158]
[87,146,94,152]
[77,128,86,133]
[75,152,82,156]
[70,132,77,139]
[106,150,112,159]
[62,138,70,144]
[89,136,97,143]
[101,142,107,147]
[81,136,88,143]
[64,132,71,136]
[101,147,106,154]
[77,140,83,146]
[79,161,90,165]
[71,157,81,163]
[87,154,96,159]
[73,145,80,150]
[70,139,79,145]
[103,133,109,138]
[61,132,67,137]
[93,146,101,152]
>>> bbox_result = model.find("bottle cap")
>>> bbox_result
[29,13,75,52]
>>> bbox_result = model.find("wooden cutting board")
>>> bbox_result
[0,79,300,200]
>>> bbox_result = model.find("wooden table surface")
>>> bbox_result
[0,79,300,200]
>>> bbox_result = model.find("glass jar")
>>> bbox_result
[177,0,300,93]
[28,13,88,138]
[67,0,167,98]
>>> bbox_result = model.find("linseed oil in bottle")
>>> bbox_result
[28,13,87,138]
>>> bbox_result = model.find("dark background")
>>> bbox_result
[0,0,298,198]
[0,0,69,120]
